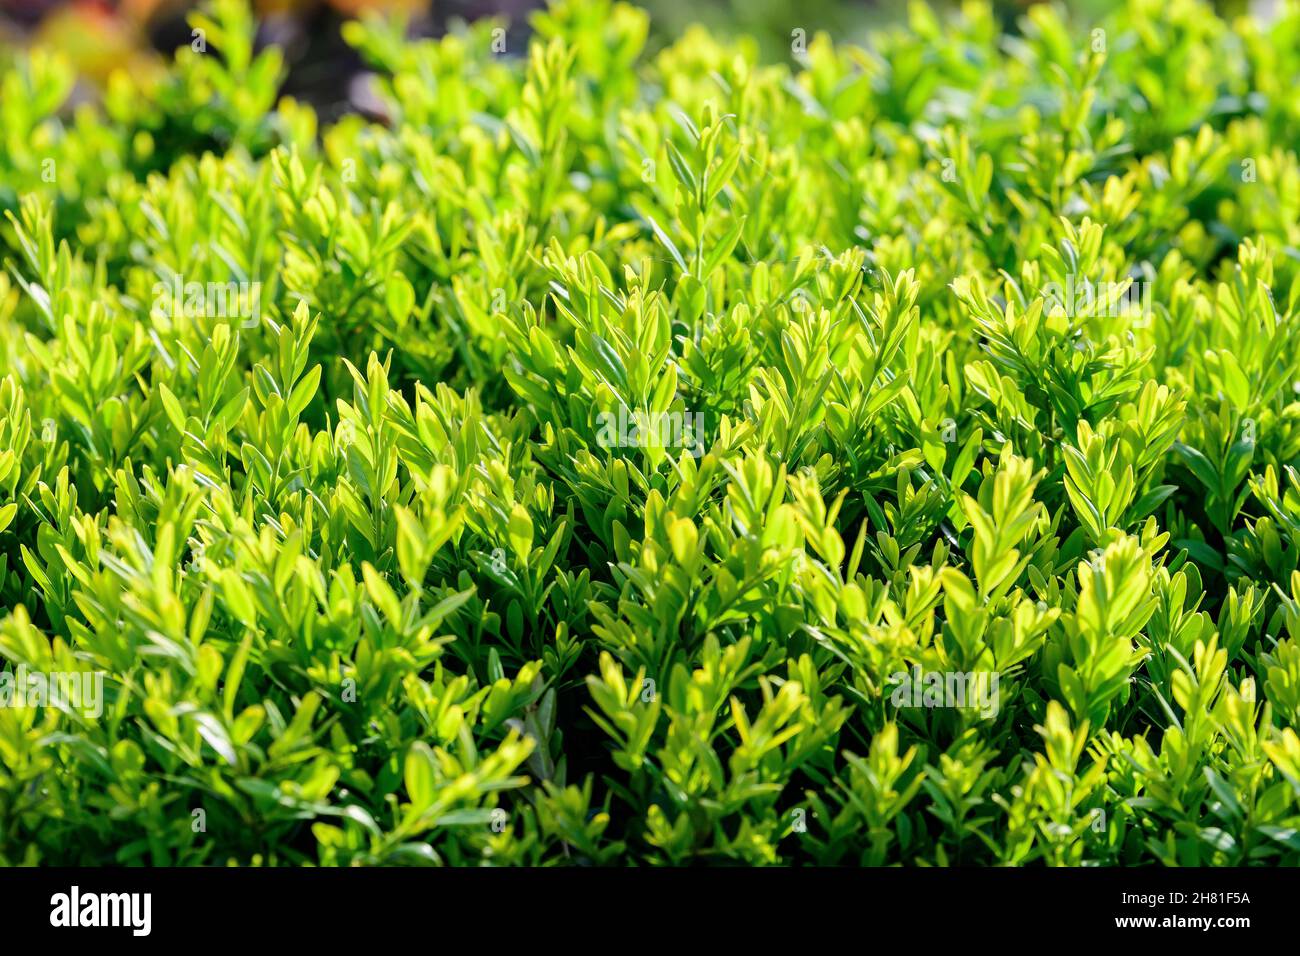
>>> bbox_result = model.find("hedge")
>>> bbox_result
[2,0,1300,865]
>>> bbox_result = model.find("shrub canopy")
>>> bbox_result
[3,0,1300,865]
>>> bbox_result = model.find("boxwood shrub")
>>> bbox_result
[3,0,1300,866]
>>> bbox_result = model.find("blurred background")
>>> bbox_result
[0,0,1256,116]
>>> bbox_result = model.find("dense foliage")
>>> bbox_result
[3,0,1300,866]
